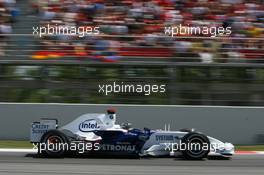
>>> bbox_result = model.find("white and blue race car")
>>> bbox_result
[30,109,234,160]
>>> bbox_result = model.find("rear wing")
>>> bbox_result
[30,118,58,143]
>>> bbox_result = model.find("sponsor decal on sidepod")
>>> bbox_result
[79,119,100,132]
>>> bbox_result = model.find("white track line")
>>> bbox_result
[0,149,37,153]
[235,151,264,155]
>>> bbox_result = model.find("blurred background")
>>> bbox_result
[0,0,264,105]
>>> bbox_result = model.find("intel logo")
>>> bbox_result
[79,119,100,132]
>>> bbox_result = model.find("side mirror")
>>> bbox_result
[121,123,132,130]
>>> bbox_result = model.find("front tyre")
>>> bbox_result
[40,130,69,158]
[181,132,210,160]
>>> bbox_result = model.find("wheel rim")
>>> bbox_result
[186,137,208,157]
[46,135,64,153]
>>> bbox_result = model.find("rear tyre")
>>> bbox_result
[40,130,69,158]
[181,132,210,160]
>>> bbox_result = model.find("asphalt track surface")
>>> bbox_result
[0,152,263,175]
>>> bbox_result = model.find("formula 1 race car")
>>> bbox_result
[30,109,234,160]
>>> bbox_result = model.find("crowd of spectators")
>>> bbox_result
[30,0,264,62]
[0,0,18,56]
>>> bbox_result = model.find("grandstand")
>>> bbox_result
[0,0,264,105]
[0,0,263,62]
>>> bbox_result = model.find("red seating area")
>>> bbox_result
[30,0,264,62]
[119,47,173,57]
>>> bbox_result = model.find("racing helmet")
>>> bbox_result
[106,108,116,124]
